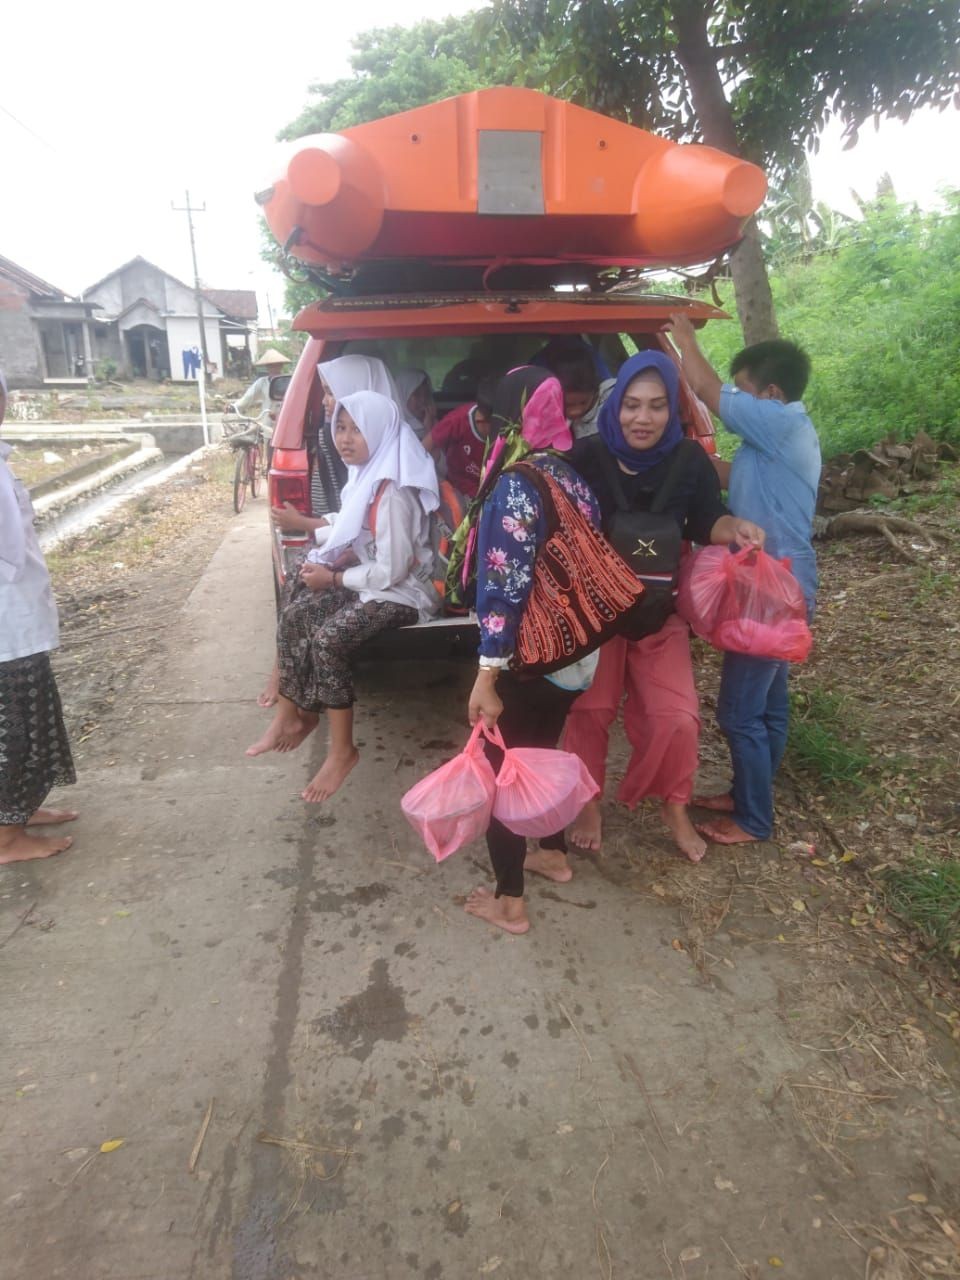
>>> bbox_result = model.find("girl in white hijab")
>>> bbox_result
[394,367,437,439]
[263,353,425,705]
[320,354,401,406]
[248,391,440,805]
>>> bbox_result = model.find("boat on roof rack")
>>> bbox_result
[259,86,766,286]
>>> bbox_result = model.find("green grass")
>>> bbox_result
[787,688,873,790]
[881,858,960,961]
[699,193,960,460]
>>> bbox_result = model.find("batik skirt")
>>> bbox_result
[0,652,76,825]
[277,586,416,712]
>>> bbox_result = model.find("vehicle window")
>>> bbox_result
[340,334,635,406]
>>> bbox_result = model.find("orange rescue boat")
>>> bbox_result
[259,86,766,274]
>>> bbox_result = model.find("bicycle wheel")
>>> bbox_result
[249,441,261,498]
[233,448,248,514]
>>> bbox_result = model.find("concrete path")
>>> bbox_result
[1,508,952,1279]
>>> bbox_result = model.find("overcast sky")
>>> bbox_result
[3,1,957,324]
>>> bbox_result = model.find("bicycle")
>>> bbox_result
[222,415,267,514]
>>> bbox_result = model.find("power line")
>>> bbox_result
[0,101,57,151]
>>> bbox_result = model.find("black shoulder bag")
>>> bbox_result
[596,439,700,641]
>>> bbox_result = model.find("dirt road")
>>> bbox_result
[2,506,957,1279]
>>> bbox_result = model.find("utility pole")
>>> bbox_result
[172,190,211,444]
[171,190,211,375]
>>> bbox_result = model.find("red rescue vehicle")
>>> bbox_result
[258,87,766,650]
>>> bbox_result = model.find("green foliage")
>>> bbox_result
[760,160,857,268]
[484,1,960,177]
[280,14,534,139]
[699,193,960,458]
[882,858,960,961]
[94,358,119,382]
[787,688,873,790]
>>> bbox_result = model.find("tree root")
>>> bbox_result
[817,509,948,563]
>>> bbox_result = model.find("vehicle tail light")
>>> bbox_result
[270,470,310,513]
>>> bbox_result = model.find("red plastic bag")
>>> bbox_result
[401,722,497,861]
[484,724,599,838]
[677,545,813,663]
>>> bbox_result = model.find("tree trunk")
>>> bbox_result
[671,2,779,343]
[727,217,780,344]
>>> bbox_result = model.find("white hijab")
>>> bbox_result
[394,367,432,435]
[318,390,439,566]
[318,354,401,406]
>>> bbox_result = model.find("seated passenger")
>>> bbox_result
[549,350,616,440]
[261,354,403,709]
[247,391,440,803]
[271,354,402,538]
[421,375,497,499]
[395,368,437,440]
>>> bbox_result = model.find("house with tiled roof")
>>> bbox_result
[84,257,258,381]
[0,254,100,388]
[0,253,259,386]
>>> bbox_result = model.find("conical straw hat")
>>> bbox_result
[255,347,290,367]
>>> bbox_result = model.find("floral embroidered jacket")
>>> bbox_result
[476,453,602,661]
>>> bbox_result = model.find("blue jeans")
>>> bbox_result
[716,653,789,839]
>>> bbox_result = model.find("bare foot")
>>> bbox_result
[0,829,73,864]
[301,748,359,802]
[28,808,78,826]
[696,817,761,846]
[569,798,602,851]
[693,792,735,813]
[661,802,708,863]
[257,666,279,709]
[524,847,573,883]
[246,709,318,756]
[463,886,530,935]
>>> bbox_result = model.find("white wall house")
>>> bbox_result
[83,257,257,381]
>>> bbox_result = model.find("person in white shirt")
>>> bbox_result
[232,350,289,442]
[246,390,440,803]
[0,370,78,863]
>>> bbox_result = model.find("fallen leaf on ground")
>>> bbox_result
[99,1139,124,1153]
[768,1257,784,1268]
[478,1259,503,1275]
[714,1175,738,1193]
[907,1192,928,1203]
[679,1246,702,1262]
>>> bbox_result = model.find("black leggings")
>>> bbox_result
[483,673,578,898]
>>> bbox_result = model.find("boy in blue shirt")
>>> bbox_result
[667,314,821,844]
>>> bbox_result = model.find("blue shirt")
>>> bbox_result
[475,453,602,661]
[719,385,821,609]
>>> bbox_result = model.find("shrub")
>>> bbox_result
[700,193,960,459]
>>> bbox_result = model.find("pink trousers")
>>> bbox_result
[563,613,700,807]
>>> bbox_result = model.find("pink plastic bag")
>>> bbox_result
[401,722,496,861]
[677,545,813,663]
[484,724,599,838]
